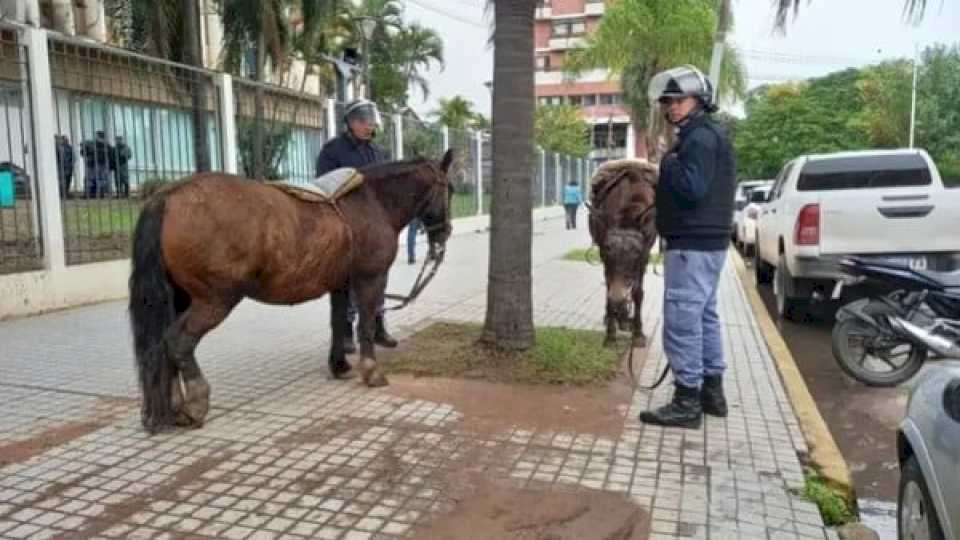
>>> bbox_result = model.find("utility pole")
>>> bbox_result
[909,43,919,149]
[708,0,731,103]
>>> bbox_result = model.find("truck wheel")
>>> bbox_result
[775,253,807,321]
[754,240,774,285]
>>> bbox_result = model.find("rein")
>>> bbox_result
[383,161,451,311]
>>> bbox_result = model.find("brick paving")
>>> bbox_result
[0,218,834,539]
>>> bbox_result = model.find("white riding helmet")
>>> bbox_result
[648,65,716,112]
[343,98,382,126]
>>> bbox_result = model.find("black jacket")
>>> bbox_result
[655,114,736,251]
[315,132,389,177]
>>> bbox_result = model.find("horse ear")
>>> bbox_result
[440,149,455,174]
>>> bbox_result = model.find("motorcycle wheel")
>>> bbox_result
[831,317,927,387]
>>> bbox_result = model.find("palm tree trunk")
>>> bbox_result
[481,0,537,351]
[183,0,211,172]
[253,32,267,180]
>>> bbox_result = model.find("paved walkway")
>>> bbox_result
[0,218,833,539]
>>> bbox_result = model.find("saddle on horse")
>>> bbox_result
[270,167,365,205]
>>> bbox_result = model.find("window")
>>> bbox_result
[552,19,586,37]
[535,55,551,71]
[582,94,596,106]
[568,95,582,106]
[797,154,932,191]
[610,94,624,105]
[538,97,550,106]
[598,94,614,105]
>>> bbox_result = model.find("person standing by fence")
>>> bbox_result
[563,178,583,230]
[82,131,113,198]
[112,135,132,198]
[55,135,74,198]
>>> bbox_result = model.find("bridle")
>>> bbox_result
[384,160,451,311]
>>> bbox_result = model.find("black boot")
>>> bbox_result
[639,384,702,429]
[701,375,728,417]
[374,316,398,348]
[343,323,357,354]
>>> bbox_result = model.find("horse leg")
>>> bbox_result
[165,300,233,428]
[604,295,619,348]
[632,264,649,348]
[328,289,355,379]
[355,276,389,387]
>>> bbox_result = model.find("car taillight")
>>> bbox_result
[795,204,820,246]
[747,208,759,219]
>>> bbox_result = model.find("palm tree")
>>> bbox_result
[774,0,928,28]
[482,0,538,351]
[566,0,746,158]
[431,96,479,130]
[395,23,444,103]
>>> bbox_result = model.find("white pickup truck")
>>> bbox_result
[754,148,960,320]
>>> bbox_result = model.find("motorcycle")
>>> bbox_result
[831,256,960,386]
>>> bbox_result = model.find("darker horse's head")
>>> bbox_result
[590,160,658,316]
[416,149,455,259]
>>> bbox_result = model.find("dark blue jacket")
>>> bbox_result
[655,114,736,251]
[315,132,389,177]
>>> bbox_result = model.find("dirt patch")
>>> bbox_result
[387,375,632,438]
[414,478,649,540]
[381,322,629,386]
[0,421,105,466]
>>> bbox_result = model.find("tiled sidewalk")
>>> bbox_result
[0,219,832,539]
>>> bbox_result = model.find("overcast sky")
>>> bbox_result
[400,0,959,118]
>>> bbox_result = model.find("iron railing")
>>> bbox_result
[0,25,42,274]
[48,34,223,265]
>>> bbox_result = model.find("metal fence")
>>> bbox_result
[0,25,41,274]
[402,115,444,160]
[447,127,479,218]
[48,34,223,265]
[0,23,589,275]
[234,79,326,185]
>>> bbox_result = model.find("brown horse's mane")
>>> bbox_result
[358,156,436,184]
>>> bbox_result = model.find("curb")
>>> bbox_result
[730,250,856,504]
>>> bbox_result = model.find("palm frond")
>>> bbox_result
[774,0,929,30]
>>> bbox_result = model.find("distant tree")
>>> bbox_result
[534,105,592,158]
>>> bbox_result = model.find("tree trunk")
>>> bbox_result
[183,0,211,173]
[253,32,266,180]
[481,0,537,351]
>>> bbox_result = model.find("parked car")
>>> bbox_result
[754,149,960,320]
[733,179,771,244]
[897,363,960,539]
[737,184,773,256]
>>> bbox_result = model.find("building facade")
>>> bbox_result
[534,0,637,163]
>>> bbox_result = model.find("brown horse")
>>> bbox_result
[128,151,454,434]
[587,159,659,348]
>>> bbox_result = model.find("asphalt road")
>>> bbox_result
[742,254,908,536]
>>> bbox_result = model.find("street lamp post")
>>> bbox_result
[357,17,377,99]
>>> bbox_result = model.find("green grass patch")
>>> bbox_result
[801,473,855,526]
[563,248,663,266]
[383,322,626,385]
[563,247,600,263]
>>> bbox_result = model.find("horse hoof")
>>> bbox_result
[632,335,648,348]
[365,370,389,388]
[331,366,357,380]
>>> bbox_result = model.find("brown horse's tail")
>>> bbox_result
[128,195,179,433]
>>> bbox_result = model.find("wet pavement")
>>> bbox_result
[745,257,918,538]
[0,220,835,539]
